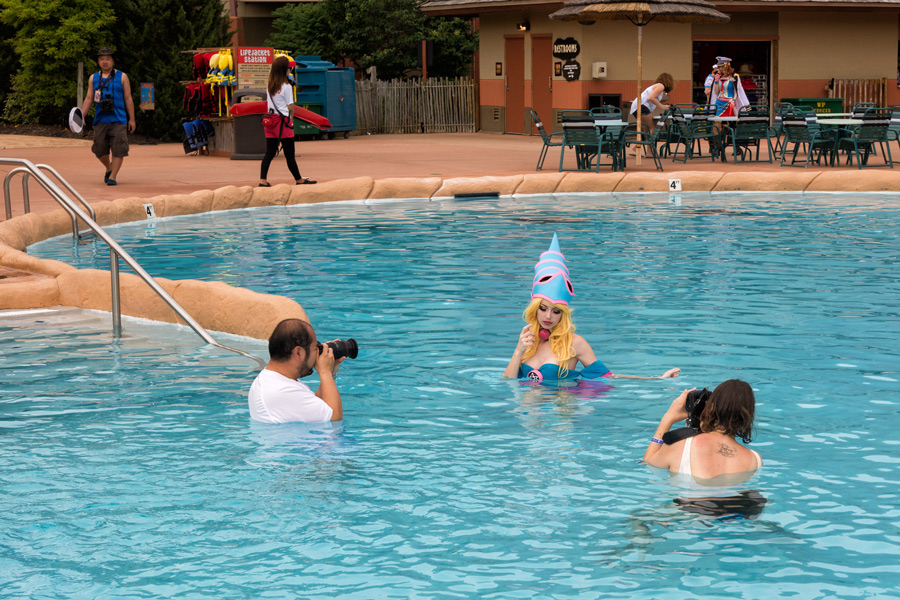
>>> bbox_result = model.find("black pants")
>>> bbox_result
[260,136,301,181]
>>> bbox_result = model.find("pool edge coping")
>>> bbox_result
[3,170,900,340]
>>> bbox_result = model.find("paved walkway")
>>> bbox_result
[0,131,876,220]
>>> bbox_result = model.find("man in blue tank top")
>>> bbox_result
[79,47,136,186]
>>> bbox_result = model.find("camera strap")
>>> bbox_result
[662,426,701,445]
[98,69,116,94]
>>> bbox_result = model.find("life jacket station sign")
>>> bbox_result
[553,37,581,82]
[236,47,273,90]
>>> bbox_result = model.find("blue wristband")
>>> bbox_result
[651,437,664,445]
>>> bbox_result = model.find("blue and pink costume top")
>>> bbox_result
[520,233,611,383]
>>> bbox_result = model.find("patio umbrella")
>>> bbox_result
[550,0,730,165]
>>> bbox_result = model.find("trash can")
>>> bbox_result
[780,97,844,114]
[293,102,324,136]
[230,88,267,161]
[294,56,357,139]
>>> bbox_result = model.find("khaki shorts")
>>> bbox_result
[92,122,129,158]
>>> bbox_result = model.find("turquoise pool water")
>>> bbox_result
[6,192,900,598]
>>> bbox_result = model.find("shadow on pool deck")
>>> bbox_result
[1,131,895,220]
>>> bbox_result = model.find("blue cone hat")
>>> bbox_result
[531,233,574,306]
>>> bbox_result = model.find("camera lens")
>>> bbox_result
[327,338,358,360]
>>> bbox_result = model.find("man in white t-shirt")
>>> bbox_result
[248,318,344,423]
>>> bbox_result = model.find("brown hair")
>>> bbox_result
[700,379,755,443]
[655,73,675,94]
[267,55,291,97]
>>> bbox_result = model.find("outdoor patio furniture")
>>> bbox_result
[624,116,666,171]
[559,111,627,172]
[769,102,793,159]
[836,107,893,168]
[669,105,721,163]
[723,105,773,163]
[887,106,900,154]
[851,102,876,118]
[530,109,564,171]
[659,103,695,159]
[779,109,835,168]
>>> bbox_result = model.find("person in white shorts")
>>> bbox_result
[248,318,344,423]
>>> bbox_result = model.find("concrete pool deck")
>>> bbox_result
[4,131,900,219]
[2,131,900,338]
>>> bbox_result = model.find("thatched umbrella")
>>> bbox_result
[550,0,730,164]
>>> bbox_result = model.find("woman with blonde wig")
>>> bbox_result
[503,234,681,383]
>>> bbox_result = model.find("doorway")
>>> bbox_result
[505,36,525,134]
[692,41,772,108]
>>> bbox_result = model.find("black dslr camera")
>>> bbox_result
[662,387,711,445]
[100,94,115,113]
[683,387,712,429]
[317,338,358,360]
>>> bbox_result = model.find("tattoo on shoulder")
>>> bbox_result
[717,444,737,458]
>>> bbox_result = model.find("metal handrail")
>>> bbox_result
[5,164,97,239]
[0,157,264,367]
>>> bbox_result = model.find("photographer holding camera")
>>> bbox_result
[249,318,358,423]
[80,47,136,187]
[644,380,762,481]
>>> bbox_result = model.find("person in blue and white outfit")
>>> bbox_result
[503,233,681,384]
[80,47,136,186]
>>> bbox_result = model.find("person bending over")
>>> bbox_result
[629,72,674,138]
[502,233,680,384]
[248,318,344,423]
[644,379,762,481]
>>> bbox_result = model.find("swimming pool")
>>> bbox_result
[6,192,900,598]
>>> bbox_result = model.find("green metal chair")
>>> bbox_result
[887,106,900,154]
[723,105,773,163]
[836,107,893,169]
[670,105,720,163]
[779,109,835,168]
[559,111,626,172]
[769,102,793,159]
[624,114,667,171]
[530,109,563,171]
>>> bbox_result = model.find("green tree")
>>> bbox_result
[425,17,478,78]
[110,0,232,140]
[0,0,115,122]
[266,2,332,59]
[266,0,477,80]
[0,21,21,117]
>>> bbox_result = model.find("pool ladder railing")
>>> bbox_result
[1,157,264,367]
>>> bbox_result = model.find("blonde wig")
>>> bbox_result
[521,297,577,378]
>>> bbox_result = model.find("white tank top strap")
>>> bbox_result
[678,436,693,476]
[751,449,762,468]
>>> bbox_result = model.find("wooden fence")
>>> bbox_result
[356,77,477,134]
[829,79,888,110]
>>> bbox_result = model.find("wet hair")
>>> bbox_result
[655,73,675,94]
[268,55,292,97]
[522,297,576,378]
[700,379,755,443]
[268,318,315,362]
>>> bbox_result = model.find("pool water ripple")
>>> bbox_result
[3,193,900,597]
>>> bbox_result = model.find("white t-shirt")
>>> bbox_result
[629,84,658,115]
[248,368,334,423]
[266,82,293,117]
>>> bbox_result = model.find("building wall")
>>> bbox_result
[477,9,900,131]
[779,11,895,79]
[479,12,694,130]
